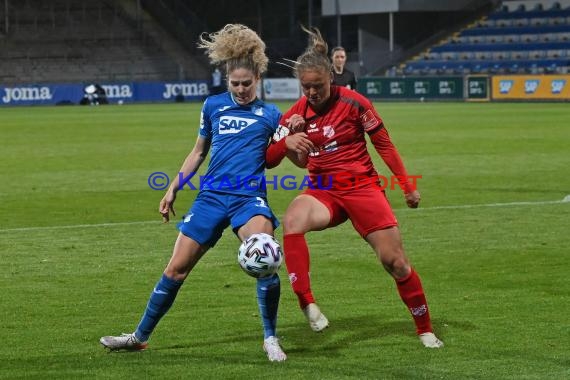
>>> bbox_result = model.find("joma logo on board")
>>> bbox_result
[163,83,209,99]
[2,87,53,103]
[101,85,132,98]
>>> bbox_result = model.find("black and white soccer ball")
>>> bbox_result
[237,233,283,278]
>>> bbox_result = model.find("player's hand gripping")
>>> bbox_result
[285,114,314,154]
[159,190,177,223]
[286,114,306,133]
[285,133,314,155]
[405,190,421,209]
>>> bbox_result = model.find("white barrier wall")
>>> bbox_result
[263,78,301,100]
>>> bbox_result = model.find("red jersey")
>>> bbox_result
[277,86,384,189]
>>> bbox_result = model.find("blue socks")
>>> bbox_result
[133,273,280,342]
[134,274,183,342]
[256,274,281,339]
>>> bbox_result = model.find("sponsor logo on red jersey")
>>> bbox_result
[360,109,380,131]
[307,123,319,133]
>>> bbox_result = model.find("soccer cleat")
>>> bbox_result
[419,332,444,348]
[303,303,329,332]
[99,333,148,351]
[263,336,287,362]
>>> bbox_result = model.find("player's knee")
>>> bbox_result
[282,211,308,234]
[381,255,410,278]
[164,267,189,282]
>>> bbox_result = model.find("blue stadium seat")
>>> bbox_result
[462,25,570,36]
[401,4,570,76]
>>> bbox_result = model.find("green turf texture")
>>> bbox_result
[0,102,568,379]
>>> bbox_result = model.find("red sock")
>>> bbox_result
[283,233,315,309]
[396,268,433,334]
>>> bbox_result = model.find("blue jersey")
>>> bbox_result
[198,92,281,196]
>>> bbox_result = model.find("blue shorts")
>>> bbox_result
[177,191,279,247]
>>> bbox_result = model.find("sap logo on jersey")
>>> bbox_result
[219,116,257,134]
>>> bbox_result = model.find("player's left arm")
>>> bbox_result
[358,97,420,208]
[368,127,420,208]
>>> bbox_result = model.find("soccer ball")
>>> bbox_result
[237,233,283,278]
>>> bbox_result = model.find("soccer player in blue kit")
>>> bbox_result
[100,24,301,362]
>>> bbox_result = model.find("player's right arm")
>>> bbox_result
[266,113,314,169]
[160,100,214,222]
[159,136,211,222]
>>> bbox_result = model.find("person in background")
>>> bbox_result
[211,67,224,95]
[99,24,289,362]
[265,26,444,349]
[331,46,357,90]
[79,84,108,105]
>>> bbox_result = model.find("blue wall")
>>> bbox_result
[0,81,209,106]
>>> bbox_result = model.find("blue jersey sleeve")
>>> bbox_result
[199,98,212,139]
[268,104,282,133]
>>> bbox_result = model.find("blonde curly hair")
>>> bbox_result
[198,24,268,76]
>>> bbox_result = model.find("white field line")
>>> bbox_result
[399,199,567,211]
[0,197,568,234]
[0,220,159,233]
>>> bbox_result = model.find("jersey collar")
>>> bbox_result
[303,86,339,120]
[230,92,262,107]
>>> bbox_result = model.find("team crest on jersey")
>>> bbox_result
[273,125,290,141]
[252,106,264,116]
[360,109,380,131]
[219,116,257,134]
[323,125,335,138]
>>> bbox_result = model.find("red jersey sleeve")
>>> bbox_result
[265,109,295,168]
[352,91,383,134]
[266,137,288,169]
[369,127,416,193]
[348,90,416,193]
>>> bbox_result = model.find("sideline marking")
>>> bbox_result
[400,198,567,211]
[1,196,568,233]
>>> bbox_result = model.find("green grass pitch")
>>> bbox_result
[0,101,568,379]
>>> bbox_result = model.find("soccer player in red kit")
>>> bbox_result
[266,26,443,348]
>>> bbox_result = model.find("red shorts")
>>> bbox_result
[303,186,398,238]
